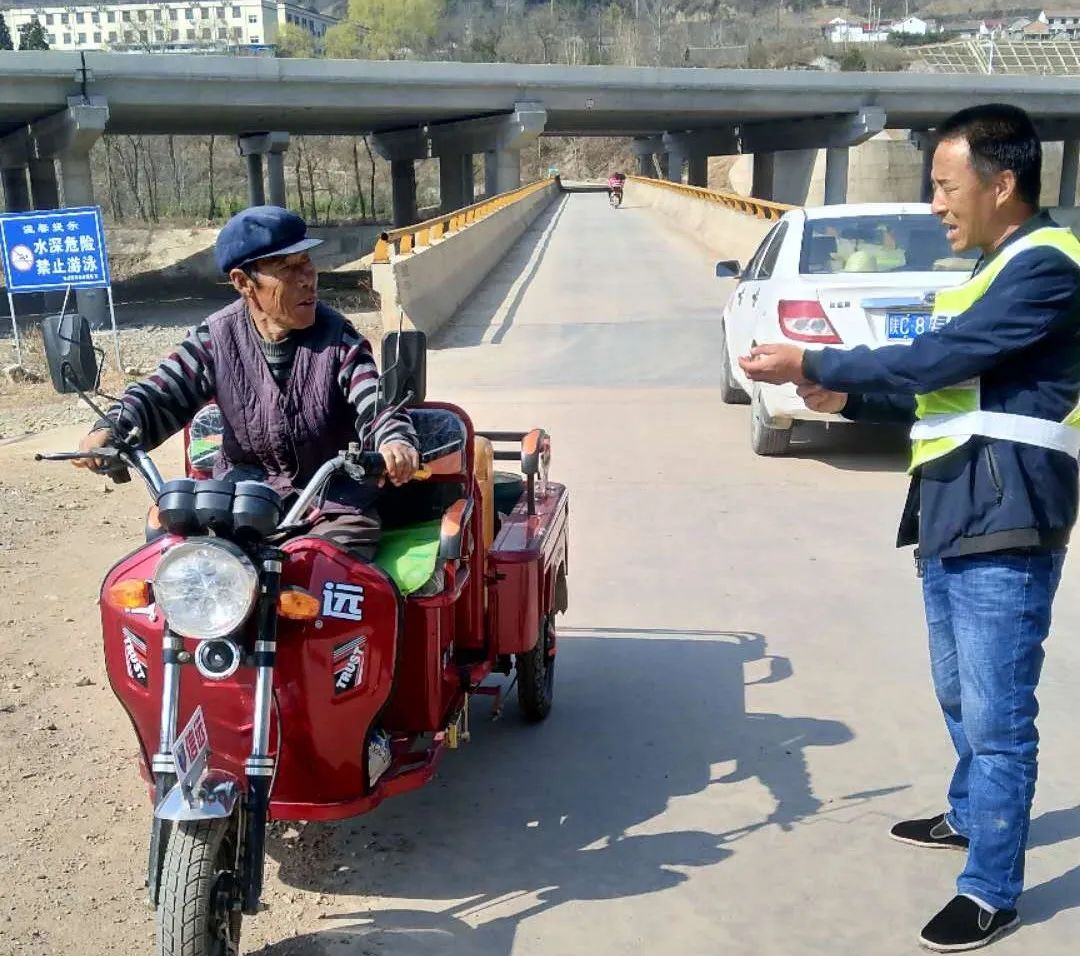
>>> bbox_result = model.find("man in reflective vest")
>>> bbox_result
[740,103,1080,951]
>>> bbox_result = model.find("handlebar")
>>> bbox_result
[36,445,162,492]
[35,450,115,462]
[36,447,131,484]
[280,446,429,530]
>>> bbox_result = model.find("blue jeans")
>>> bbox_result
[923,550,1065,910]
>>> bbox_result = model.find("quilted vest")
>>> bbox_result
[207,299,359,502]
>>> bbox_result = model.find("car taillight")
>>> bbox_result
[778,300,842,344]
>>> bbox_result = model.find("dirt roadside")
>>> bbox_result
[0,284,385,954]
[0,426,360,956]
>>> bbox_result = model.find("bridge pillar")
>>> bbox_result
[666,148,686,183]
[390,159,418,227]
[1,166,31,212]
[632,137,663,180]
[1060,138,1079,207]
[4,130,65,312]
[0,162,42,314]
[439,153,466,214]
[425,102,545,200]
[238,132,289,209]
[371,127,426,225]
[751,152,776,202]
[244,152,265,206]
[911,132,935,203]
[462,155,475,205]
[687,153,708,188]
[824,147,849,204]
[28,157,60,210]
[483,151,498,199]
[29,96,109,327]
[487,149,521,195]
[663,132,727,187]
[0,128,33,213]
[265,136,289,208]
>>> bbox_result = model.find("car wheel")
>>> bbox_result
[718,322,750,405]
[750,385,793,456]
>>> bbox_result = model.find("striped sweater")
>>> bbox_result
[103,313,417,453]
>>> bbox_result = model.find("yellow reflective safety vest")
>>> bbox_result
[909,226,1080,473]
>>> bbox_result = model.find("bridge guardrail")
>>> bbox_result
[372,178,557,263]
[627,176,795,221]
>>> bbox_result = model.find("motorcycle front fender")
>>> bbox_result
[154,769,243,822]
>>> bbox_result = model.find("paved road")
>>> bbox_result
[288,193,1080,954]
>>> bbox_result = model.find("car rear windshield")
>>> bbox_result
[800,214,978,275]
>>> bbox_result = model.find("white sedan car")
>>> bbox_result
[716,203,978,455]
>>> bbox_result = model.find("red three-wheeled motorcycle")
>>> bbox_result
[37,317,570,956]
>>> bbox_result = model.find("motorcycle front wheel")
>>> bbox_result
[157,819,243,956]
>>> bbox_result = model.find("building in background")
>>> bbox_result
[0,0,336,54]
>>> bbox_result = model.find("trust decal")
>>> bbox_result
[332,636,367,695]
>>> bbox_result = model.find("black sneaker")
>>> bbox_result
[919,896,1019,952]
[891,813,969,851]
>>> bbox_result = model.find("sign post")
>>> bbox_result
[0,206,117,371]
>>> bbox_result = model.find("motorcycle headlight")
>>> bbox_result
[153,539,258,640]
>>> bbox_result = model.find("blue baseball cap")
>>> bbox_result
[215,205,323,274]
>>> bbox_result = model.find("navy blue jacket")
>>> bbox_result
[802,212,1080,559]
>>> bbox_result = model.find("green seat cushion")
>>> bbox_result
[374,519,442,595]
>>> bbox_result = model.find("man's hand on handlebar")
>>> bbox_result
[379,441,419,486]
[74,428,115,471]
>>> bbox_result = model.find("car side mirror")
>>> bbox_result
[41,312,99,394]
[715,260,741,279]
[381,330,427,406]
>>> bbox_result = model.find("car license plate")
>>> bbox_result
[886,311,933,340]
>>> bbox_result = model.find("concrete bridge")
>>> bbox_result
[4,53,1080,217]
[4,51,1080,323]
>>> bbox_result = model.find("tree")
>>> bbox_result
[276,23,316,57]
[329,0,443,59]
[747,37,769,67]
[17,17,50,50]
[325,21,364,58]
[0,13,14,51]
[839,47,867,70]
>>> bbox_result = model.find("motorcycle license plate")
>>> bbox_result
[886,311,933,340]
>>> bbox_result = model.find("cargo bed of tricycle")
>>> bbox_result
[480,430,569,659]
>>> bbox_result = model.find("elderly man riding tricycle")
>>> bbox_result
[40,206,570,956]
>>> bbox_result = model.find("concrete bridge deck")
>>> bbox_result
[5,52,1080,138]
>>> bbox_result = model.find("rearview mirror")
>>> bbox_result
[380,330,427,407]
[41,312,99,394]
[715,260,741,279]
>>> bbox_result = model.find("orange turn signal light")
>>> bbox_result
[278,588,320,621]
[107,579,152,609]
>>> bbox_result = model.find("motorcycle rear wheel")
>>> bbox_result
[157,819,243,956]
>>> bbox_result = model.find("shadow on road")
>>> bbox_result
[1023,803,1080,924]
[1029,804,1080,850]
[431,196,568,351]
[254,629,895,955]
[785,422,910,474]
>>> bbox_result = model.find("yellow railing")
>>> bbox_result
[372,177,556,263]
[628,176,794,221]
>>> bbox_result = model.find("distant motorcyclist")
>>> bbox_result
[607,171,626,204]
